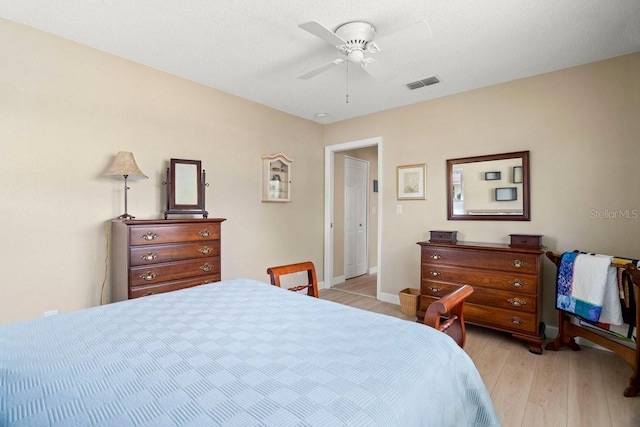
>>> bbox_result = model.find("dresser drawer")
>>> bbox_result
[130,241,220,266]
[420,296,537,334]
[422,246,539,274]
[129,223,220,246]
[420,284,536,313]
[420,282,460,299]
[129,257,220,286]
[129,275,220,298]
[421,264,538,294]
[464,303,538,334]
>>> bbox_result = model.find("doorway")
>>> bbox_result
[324,137,382,298]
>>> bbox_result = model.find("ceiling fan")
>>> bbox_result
[297,19,432,82]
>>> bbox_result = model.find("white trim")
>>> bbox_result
[368,266,378,275]
[380,292,398,305]
[332,275,346,286]
[324,137,383,300]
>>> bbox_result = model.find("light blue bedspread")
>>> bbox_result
[1,279,500,426]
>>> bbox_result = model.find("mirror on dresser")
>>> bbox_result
[164,158,208,218]
[447,151,530,221]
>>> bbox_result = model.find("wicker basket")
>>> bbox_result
[399,288,420,317]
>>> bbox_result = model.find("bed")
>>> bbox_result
[1,279,500,426]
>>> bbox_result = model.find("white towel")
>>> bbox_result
[572,254,623,325]
[600,263,623,325]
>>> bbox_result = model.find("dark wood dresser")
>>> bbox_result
[111,218,226,301]
[417,241,545,353]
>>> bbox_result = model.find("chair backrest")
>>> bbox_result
[266,261,319,298]
[423,285,474,348]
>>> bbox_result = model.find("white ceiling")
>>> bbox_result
[1,1,639,124]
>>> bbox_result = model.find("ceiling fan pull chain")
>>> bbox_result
[346,61,349,104]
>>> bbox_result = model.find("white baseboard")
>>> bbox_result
[543,325,612,351]
[545,325,558,341]
[331,276,345,287]
[380,291,399,305]
[368,266,378,275]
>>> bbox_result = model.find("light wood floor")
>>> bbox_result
[322,275,640,427]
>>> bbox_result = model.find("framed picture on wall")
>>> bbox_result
[495,187,518,201]
[397,164,426,200]
[512,166,523,183]
[484,171,501,181]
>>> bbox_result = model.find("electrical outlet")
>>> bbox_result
[43,309,58,317]
[396,204,403,214]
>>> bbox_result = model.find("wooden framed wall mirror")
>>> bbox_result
[164,158,208,218]
[447,151,530,221]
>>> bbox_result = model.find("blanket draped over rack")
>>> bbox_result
[556,252,622,325]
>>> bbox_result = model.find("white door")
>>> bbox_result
[344,157,368,279]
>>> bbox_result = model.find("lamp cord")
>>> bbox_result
[99,221,110,305]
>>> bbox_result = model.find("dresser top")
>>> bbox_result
[114,218,226,225]
[417,240,545,254]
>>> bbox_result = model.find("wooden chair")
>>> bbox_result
[423,285,474,348]
[266,261,319,298]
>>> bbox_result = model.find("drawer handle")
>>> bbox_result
[427,286,442,293]
[511,259,526,268]
[199,229,211,238]
[141,252,158,262]
[508,298,527,307]
[141,232,158,241]
[429,271,441,277]
[200,263,213,272]
[509,279,525,288]
[509,316,525,325]
[430,253,441,260]
[140,271,158,281]
[199,246,213,255]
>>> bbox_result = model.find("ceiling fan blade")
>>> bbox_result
[297,58,346,79]
[370,20,433,52]
[299,21,347,47]
[361,58,395,82]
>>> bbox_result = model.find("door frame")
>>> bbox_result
[324,136,382,298]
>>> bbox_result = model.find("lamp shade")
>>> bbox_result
[102,151,148,179]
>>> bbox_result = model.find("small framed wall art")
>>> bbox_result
[484,171,501,181]
[397,163,426,200]
[512,166,523,183]
[495,187,518,201]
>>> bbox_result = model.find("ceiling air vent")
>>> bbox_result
[406,76,440,90]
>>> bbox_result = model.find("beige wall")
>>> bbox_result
[2,17,639,329]
[325,52,640,326]
[333,147,379,279]
[0,18,325,323]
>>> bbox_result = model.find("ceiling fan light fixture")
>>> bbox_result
[347,49,364,63]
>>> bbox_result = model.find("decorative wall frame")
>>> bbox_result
[262,153,292,202]
[484,171,501,181]
[495,187,518,201]
[397,163,426,200]
[512,166,523,183]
